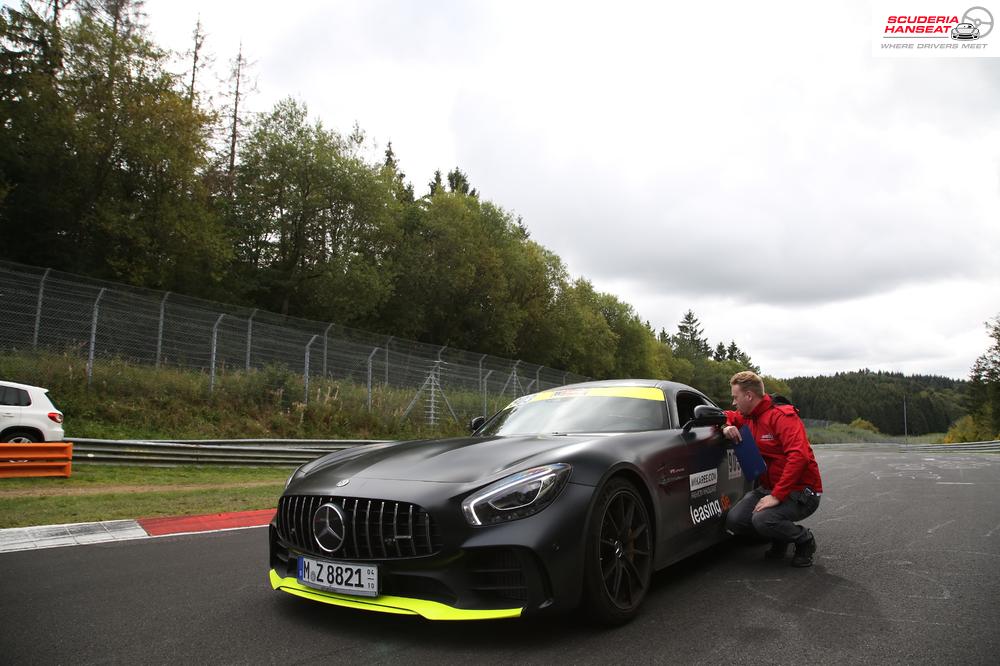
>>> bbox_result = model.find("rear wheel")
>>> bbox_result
[581,478,653,625]
[2,430,41,443]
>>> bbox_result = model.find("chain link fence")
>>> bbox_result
[0,261,589,426]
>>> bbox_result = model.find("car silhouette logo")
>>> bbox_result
[951,22,980,39]
[312,503,348,553]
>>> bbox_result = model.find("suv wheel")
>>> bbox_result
[3,430,42,443]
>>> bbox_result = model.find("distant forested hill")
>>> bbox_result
[786,371,968,436]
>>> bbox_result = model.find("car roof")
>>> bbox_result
[0,380,48,392]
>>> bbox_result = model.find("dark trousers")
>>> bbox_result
[725,487,820,544]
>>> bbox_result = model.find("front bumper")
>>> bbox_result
[268,481,595,619]
[268,569,522,620]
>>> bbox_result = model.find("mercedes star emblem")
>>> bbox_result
[312,503,348,553]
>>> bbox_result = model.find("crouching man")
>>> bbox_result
[723,371,823,567]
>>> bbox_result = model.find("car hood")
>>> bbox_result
[298,434,607,484]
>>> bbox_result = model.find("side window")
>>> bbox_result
[676,391,708,427]
[17,389,31,406]
[0,387,15,406]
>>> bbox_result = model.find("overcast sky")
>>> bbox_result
[138,0,1000,380]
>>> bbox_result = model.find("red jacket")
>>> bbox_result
[725,395,823,501]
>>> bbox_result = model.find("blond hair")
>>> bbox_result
[730,371,765,397]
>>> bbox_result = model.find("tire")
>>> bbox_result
[2,430,42,443]
[581,477,653,625]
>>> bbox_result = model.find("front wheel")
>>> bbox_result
[581,478,653,625]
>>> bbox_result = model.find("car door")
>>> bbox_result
[0,385,24,434]
[648,427,694,567]
[675,390,739,553]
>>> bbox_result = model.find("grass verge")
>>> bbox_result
[0,465,292,528]
[806,423,946,445]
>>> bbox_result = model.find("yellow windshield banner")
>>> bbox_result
[506,386,664,410]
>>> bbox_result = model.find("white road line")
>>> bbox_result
[936,482,974,485]
[985,523,1000,538]
[927,519,956,535]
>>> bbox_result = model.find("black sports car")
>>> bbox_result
[268,379,750,624]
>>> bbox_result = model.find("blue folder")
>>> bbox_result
[735,425,767,482]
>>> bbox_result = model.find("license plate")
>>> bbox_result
[297,556,379,597]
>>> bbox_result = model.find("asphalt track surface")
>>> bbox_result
[2,449,999,665]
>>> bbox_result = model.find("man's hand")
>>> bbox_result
[722,425,741,442]
[753,494,780,513]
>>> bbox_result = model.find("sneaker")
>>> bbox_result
[764,541,789,560]
[791,534,817,568]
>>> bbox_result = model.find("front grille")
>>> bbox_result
[277,495,442,560]
[466,548,529,602]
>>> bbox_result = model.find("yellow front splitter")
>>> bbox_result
[269,569,523,620]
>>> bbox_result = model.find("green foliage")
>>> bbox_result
[0,1,229,291]
[849,418,880,433]
[228,97,400,322]
[964,315,1000,439]
[943,414,992,443]
[671,310,712,361]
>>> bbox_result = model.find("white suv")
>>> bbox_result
[0,380,65,443]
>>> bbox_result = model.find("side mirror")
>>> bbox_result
[682,405,727,432]
[469,415,486,433]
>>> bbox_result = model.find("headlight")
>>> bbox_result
[462,464,571,526]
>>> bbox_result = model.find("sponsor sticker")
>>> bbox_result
[727,450,743,480]
[689,469,718,492]
[690,494,733,525]
[690,498,722,525]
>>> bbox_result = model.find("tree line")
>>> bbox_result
[785,370,968,436]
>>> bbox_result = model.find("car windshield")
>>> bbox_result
[478,387,667,436]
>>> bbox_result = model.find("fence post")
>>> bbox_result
[33,268,51,350]
[536,367,541,392]
[367,347,380,412]
[86,288,106,387]
[384,336,392,386]
[210,314,224,394]
[323,323,333,377]
[429,361,439,425]
[482,369,494,418]
[156,291,170,368]
[246,309,257,371]
[304,335,318,404]
[478,354,487,396]
[563,371,568,385]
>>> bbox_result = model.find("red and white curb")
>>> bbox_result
[0,509,274,553]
